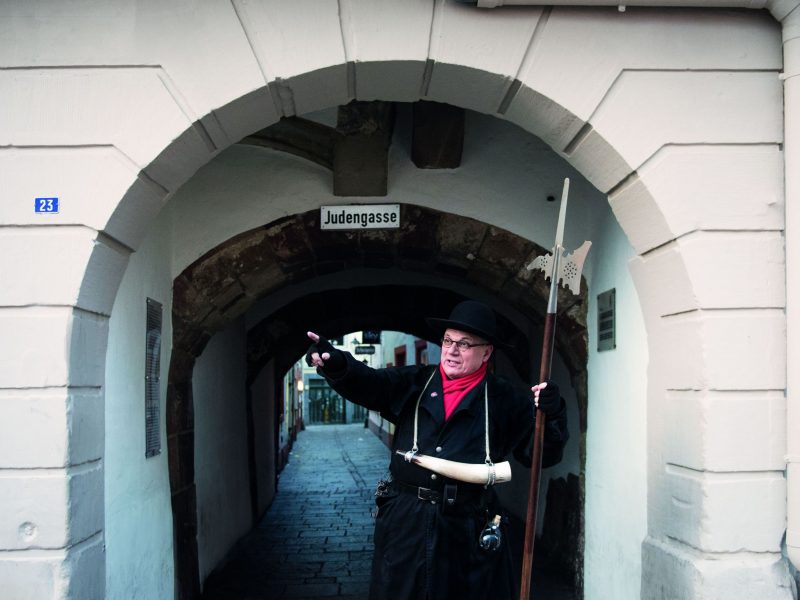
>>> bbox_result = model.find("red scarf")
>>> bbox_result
[439,362,488,420]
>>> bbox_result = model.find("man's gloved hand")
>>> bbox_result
[531,380,563,416]
[305,331,347,374]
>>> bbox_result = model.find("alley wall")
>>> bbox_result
[250,361,278,518]
[585,199,648,599]
[105,213,175,600]
[193,317,252,583]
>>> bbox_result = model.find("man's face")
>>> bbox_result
[440,328,493,379]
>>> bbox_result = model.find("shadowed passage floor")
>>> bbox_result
[202,423,575,600]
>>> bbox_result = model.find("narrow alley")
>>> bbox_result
[202,424,388,600]
[202,424,575,600]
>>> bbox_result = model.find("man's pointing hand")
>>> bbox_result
[306,331,346,373]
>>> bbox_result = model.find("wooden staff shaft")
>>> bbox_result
[519,311,557,600]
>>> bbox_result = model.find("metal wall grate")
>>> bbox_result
[145,298,162,458]
[597,288,616,352]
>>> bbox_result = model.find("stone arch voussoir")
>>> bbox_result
[41,7,780,597]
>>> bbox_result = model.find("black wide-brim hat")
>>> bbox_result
[426,300,511,348]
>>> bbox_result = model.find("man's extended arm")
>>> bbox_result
[305,332,421,416]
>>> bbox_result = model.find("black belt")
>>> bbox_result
[393,481,485,506]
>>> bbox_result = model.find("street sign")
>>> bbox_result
[362,330,381,344]
[320,204,399,230]
[354,345,376,355]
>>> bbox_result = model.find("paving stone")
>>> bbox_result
[202,425,388,599]
[340,581,371,596]
[283,582,339,597]
[202,423,573,599]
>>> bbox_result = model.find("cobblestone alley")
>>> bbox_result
[202,424,574,600]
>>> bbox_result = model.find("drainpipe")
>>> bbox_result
[456,0,800,571]
[777,0,800,572]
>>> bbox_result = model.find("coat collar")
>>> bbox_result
[419,369,487,425]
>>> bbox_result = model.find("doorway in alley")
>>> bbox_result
[306,380,368,425]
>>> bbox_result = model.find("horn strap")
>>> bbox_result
[483,381,491,467]
[409,368,494,475]
[409,368,437,456]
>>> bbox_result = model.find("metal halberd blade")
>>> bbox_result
[526,240,592,296]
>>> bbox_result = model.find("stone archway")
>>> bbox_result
[1,4,787,599]
[167,205,590,597]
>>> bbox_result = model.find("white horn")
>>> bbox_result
[396,450,511,486]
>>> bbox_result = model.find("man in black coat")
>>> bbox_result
[306,300,569,600]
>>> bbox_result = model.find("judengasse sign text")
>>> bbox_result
[320,204,400,230]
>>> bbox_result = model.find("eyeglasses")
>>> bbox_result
[441,337,490,351]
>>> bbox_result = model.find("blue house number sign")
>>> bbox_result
[35,197,59,213]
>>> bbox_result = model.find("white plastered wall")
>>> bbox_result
[585,205,648,599]
[104,214,175,600]
[192,317,252,584]
[0,1,790,598]
[103,179,261,598]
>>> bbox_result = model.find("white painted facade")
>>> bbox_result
[104,215,174,600]
[584,208,648,599]
[0,1,797,598]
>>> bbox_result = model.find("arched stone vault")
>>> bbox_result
[167,206,590,597]
[172,206,590,374]
[245,286,510,385]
